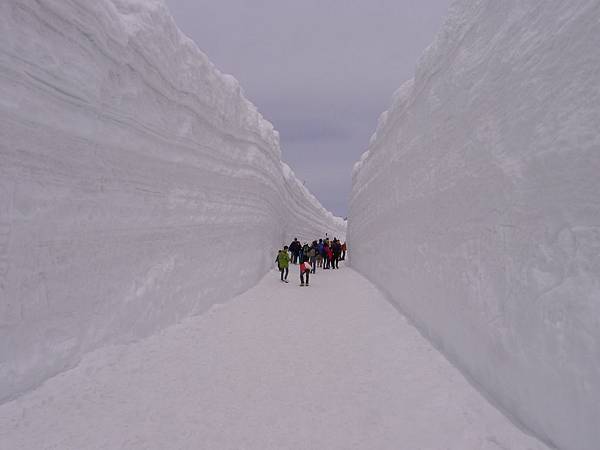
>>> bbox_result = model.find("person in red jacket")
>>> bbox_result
[326,245,334,270]
[322,243,330,269]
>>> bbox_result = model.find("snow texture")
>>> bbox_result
[349,1,600,450]
[0,266,548,450]
[0,0,344,402]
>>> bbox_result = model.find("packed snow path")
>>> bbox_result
[0,265,547,450]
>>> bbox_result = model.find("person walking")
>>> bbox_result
[332,239,341,269]
[308,241,317,274]
[325,244,333,269]
[300,242,309,264]
[300,256,311,286]
[276,246,290,282]
[317,239,324,267]
[289,238,301,264]
[341,241,347,261]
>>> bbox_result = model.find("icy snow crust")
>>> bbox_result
[0,0,344,402]
[349,1,600,449]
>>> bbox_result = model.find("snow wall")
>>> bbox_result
[349,1,600,449]
[0,0,345,402]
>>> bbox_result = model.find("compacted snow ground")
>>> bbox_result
[0,264,547,450]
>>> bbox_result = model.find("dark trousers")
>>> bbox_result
[280,267,288,280]
[333,256,339,269]
[300,270,310,285]
[341,251,346,260]
[310,256,317,273]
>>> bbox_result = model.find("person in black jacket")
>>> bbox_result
[331,238,342,269]
[289,238,301,264]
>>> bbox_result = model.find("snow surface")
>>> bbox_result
[0,265,548,450]
[0,0,344,402]
[349,1,600,450]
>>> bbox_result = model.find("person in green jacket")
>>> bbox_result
[276,246,290,283]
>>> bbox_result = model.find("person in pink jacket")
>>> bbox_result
[299,258,311,286]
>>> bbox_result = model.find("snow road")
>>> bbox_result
[0,264,547,450]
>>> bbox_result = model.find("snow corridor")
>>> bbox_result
[0,264,548,449]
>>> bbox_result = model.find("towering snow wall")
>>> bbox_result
[349,1,600,449]
[0,0,345,402]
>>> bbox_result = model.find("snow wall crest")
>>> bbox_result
[0,0,345,402]
[349,1,600,450]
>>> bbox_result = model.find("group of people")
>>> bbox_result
[275,236,347,286]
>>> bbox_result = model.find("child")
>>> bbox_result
[300,257,311,286]
[276,246,290,282]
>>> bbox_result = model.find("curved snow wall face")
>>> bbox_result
[349,2,600,449]
[0,0,345,402]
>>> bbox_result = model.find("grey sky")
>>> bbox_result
[165,0,451,217]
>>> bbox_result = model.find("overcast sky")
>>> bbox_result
[165,0,451,217]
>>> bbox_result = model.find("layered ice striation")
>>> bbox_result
[349,1,600,449]
[0,0,345,402]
